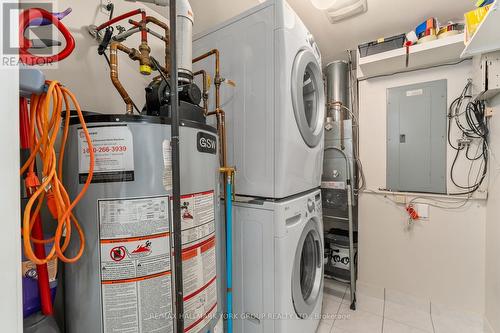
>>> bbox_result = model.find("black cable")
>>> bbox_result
[466,143,483,161]
[131,101,142,115]
[448,81,489,196]
[448,97,462,150]
[150,56,169,82]
[106,3,114,20]
[449,152,488,196]
[103,52,111,67]
[450,148,468,190]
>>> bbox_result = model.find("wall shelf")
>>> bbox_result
[357,33,469,79]
[461,1,500,58]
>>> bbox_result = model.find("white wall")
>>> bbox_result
[485,92,500,332]
[0,29,22,333]
[189,0,259,35]
[358,61,487,314]
[42,0,169,114]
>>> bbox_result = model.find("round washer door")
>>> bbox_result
[291,49,325,148]
[292,218,323,318]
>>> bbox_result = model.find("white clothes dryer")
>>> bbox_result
[194,0,325,199]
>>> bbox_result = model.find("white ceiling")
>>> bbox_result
[191,0,260,35]
[190,0,475,64]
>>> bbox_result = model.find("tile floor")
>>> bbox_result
[317,279,486,333]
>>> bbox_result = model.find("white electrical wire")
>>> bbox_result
[337,104,359,125]
[360,188,475,210]
[485,141,500,171]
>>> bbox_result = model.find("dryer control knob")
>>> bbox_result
[307,199,315,213]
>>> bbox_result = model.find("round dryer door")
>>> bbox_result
[292,218,323,318]
[291,49,325,148]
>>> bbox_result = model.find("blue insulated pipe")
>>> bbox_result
[226,174,233,333]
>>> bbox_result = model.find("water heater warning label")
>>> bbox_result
[98,196,172,333]
[97,192,218,333]
[175,190,218,333]
[78,125,134,184]
[178,191,216,244]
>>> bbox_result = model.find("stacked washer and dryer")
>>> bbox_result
[194,1,325,333]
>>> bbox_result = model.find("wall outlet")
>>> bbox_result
[457,137,472,148]
[393,195,407,204]
[415,203,429,219]
[485,107,494,118]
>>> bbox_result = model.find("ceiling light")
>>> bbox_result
[311,0,367,23]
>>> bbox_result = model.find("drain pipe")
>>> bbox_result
[324,146,356,310]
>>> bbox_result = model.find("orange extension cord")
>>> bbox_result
[20,81,94,265]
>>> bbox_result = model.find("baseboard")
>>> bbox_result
[484,317,496,333]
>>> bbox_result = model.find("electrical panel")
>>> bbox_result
[386,80,447,194]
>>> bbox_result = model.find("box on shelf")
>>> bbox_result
[465,4,492,42]
[358,33,406,58]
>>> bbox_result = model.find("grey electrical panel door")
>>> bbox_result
[387,80,447,194]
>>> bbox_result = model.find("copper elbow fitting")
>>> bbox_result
[109,42,134,114]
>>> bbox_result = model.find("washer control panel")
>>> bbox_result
[307,198,315,213]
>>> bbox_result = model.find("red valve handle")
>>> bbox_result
[19,8,75,65]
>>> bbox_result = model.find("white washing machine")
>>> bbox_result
[193,0,325,199]
[233,189,324,333]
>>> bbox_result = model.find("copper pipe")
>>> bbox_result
[193,49,232,203]
[218,112,227,168]
[193,49,221,112]
[130,16,170,74]
[193,49,225,167]
[109,41,140,114]
[145,16,170,74]
[193,49,235,224]
[193,70,208,115]
[121,24,166,43]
